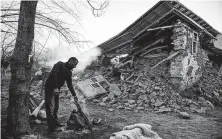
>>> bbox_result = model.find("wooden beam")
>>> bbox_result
[133,9,174,40]
[151,51,180,69]
[143,53,168,58]
[140,45,168,56]
[146,25,178,32]
[172,9,217,40]
[131,38,164,56]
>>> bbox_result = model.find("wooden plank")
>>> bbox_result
[132,38,165,56]
[151,51,180,69]
[143,53,168,58]
[133,9,173,40]
[140,45,168,56]
[146,25,178,32]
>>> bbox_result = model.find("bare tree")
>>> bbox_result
[1,0,109,62]
[1,0,109,138]
[5,1,38,137]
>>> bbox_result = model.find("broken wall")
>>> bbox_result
[170,22,208,90]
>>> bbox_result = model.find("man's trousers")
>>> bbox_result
[44,87,60,130]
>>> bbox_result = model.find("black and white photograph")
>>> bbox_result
[1,0,222,138]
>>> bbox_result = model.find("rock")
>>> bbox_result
[136,107,144,110]
[157,106,171,113]
[196,107,207,114]
[117,105,124,109]
[150,92,157,98]
[137,100,142,104]
[138,82,143,87]
[129,104,136,109]
[110,100,117,105]
[102,97,108,102]
[125,107,133,111]
[99,102,106,106]
[130,93,139,100]
[108,108,114,112]
[108,93,115,100]
[144,104,149,108]
[141,90,146,94]
[135,88,141,94]
[109,84,122,96]
[112,104,118,107]
[138,95,144,100]
[142,96,149,101]
[134,110,139,113]
[179,112,191,119]
[35,119,42,124]
[151,98,156,104]
[128,100,136,104]
[154,86,162,91]
[198,97,206,102]
[138,102,144,107]
[146,87,150,93]
[213,91,220,99]
[124,103,130,107]
[159,91,165,97]
[154,99,164,107]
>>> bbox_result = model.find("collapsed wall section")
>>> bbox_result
[169,21,208,91]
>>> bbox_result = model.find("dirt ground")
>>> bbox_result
[31,96,222,139]
[1,90,222,139]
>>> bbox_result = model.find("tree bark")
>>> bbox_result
[6,1,38,138]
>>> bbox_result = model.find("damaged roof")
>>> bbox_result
[98,0,221,53]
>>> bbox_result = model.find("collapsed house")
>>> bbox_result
[77,0,222,113]
[97,1,222,91]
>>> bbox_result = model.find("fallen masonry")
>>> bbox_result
[75,62,220,115]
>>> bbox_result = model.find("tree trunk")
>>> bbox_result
[6,1,38,138]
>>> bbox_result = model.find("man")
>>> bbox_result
[44,57,79,132]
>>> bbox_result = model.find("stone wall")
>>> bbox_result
[169,21,208,90]
[200,62,222,103]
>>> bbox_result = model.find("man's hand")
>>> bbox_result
[53,88,60,95]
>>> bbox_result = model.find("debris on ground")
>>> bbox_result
[74,56,221,115]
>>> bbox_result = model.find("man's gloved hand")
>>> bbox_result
[53,88,60,95]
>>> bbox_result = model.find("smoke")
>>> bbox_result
[44,45,101,72]
[74,47,101,72]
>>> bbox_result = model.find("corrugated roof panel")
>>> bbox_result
[155,3,171,15]
[189,14,195,18]
[179,7,186,12]
[184,10,191,15]
[147,12,160,22]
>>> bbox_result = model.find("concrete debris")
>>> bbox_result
[77,75,110,99]
[71,52,221,114]
[109,84,122,96]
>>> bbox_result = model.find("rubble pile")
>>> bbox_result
[79,57,216,114]
[184,62,222,106]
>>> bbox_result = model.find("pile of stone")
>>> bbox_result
[184,62,222,106]
[79,57,215,114]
